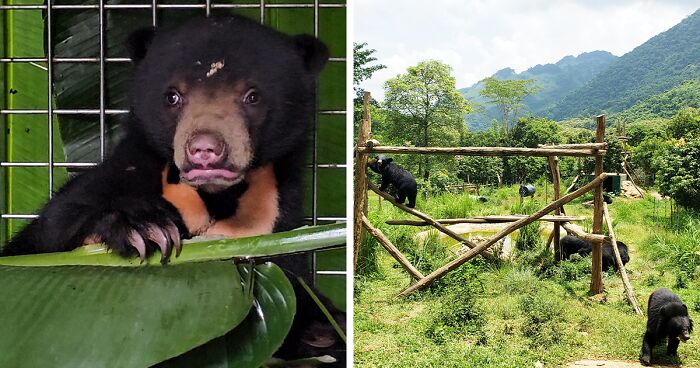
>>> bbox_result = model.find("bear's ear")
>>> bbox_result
[127,27,156,64]
[386,158,393,164]
[292,34,330,74]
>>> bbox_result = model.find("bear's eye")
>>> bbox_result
[165,90,182,107]
[243,89,260,105]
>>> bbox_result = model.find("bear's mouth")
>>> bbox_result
[677,333,691,342]
[180,167,246,190]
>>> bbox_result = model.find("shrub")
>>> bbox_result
[519,289,565,346]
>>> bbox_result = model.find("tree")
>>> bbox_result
[656,138,700,210]
[479,78,539,134]
[669,107,700,139]
[383,60,471,180]
[353,42,386,94]
[353,42,386,131]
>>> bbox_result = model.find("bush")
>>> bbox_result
[553,255,592,282]
[519,289,565,346]
[656,137,700,210]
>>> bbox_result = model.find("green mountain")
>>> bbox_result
[613,78,700,122]
[461,51,617,130]
[549,8,700,119]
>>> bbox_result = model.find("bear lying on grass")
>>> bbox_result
[369,154,418,208]
[641,288,693,365]
[560,234,629,271]
[2,15,344,364]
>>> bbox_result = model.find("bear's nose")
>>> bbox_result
[187,133,225,168]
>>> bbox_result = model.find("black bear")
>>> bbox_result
[368,154,418,208]
[2,15,343,364]
[641,288,693,365]
[560,234,629,271]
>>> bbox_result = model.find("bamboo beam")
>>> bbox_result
[603,202,642,315]
[361,215,425,281]
[358,146,605,158]
[398,173,609,297]
[367,182,493,258]
[385,215,586,226]
[538,143,607,150]
[561,223,608,243]
[590,115,606,295]
[353,92,372,272]
[549,156,562,262]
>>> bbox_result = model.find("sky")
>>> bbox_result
[354,0,699,100]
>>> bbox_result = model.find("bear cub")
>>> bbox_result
[641,288,693,365]
[560,234,630,271]
[368,154,418,208]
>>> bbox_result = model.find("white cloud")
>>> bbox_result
[355,0,698,100]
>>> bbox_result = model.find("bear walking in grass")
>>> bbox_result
[2,15,344,364]
[369,154,418,208]
[641,288,693,366]
[560,234,630,271]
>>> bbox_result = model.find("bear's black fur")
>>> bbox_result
[368,154,418,208]
[641,288,693,365]
[560,234,629,271]
[2,15,344,364]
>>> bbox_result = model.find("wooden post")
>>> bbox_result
[602,203,642,314]
[548,156,562,262]
[353,92,372,272]
[361,216,425,281]
[590,115,606,295]
[367,182,493,258]
[398,173,608,297]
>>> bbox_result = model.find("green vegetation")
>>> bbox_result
[479,77,540,133]
[355,189,700,367]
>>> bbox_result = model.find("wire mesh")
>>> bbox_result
[0,0,347,286]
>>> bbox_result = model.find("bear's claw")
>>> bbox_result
[127,230,147,263]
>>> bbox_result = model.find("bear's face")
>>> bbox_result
[369,155,392,174]
[663,303,693,342]
[127,16,328,192]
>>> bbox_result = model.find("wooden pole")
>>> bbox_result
[538,143,607,150]
[546,175,578,249]
[367,182,493,258]
[361,215,425,281]
[548,156,562,262]
[590,115,606,295]
[602,203,642,314]
[622,165,645,198]
[385,215,585,226]
[561,223,608,243]
[359,146,605,158]
[353,92,372,272]
[398,173,609,297]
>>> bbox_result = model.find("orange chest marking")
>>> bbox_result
[161,164,280,238]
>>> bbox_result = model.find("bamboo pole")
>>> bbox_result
[367,182,493,258]
[353,92,372,272]
[538,143,607,150]
[398,173,609,297]
[602,202,642,315]
[590,115,606,295]
[361,215,425,281]
[549,156,562,262]
[546,175,578,249]
[385,215,585,226]
[358,146,605,158]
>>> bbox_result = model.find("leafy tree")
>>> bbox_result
[479,78,539,134]
[353,42,386,131]
[630,136,674,185]
[383,60,471,180]
[626,119,669,146]
[669,107,700,139]
[510,117,561,148]
[656,138,700,210]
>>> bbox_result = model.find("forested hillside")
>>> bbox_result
[549,8,700,119]
[461,51,617,130]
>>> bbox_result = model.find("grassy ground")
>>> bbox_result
[354,182,700,367]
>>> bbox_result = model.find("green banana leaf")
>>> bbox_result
[159,263,296,368]
[0,224,346,367]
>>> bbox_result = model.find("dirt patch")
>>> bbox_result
[621,180,645,199]
[566,359,677,367]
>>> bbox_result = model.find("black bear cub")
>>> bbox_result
[2,15,343,365]
[641,288,693,365]
[368,154,418,208]
[560,234,630,271]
